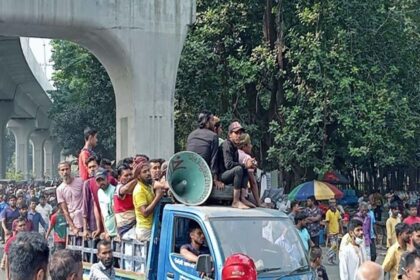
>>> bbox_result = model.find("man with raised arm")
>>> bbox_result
[133,158,166,241]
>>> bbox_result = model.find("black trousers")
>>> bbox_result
[370,239,377,261]
[311,235,320,247]
[221,166,249,190]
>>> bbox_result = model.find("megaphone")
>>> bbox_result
[166,151,213,205]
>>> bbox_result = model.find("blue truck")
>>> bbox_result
[70,201,314,280]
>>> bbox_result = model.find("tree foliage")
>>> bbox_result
[49,40,116,160]
[48,1,419,190]
[175,0,420,189]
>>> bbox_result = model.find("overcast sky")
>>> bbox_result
[28,38,53,82]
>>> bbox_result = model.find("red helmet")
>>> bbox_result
[222,253,257,280]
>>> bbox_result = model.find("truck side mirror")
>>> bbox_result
[196,254,213,274]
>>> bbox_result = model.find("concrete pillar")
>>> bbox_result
[7,119,35,179]
[0,101,14,178]
[30,129,49,180]
[43,137,55,179]
[52,145,62,178]
[0,0,195,161]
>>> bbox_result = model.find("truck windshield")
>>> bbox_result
[210,217,309,275]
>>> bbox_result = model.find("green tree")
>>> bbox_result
[49,40,116,160]
[176,0,419,190]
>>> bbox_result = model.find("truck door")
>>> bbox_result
[162,215,215,280]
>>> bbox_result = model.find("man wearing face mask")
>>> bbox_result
[383,223,412,280]
[339,219,367,280]
[89,240,115,280]
[354,202,372,260]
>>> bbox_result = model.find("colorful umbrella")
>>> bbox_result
[288,180,343,201]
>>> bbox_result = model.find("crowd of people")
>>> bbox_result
[1,109,420,280]
[0,110,265,279]
[289,194,420,280]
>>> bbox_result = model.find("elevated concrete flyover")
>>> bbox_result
[0,36,55,179]
[0,0,196,162]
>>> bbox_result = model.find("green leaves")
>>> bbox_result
[49,40,116,159]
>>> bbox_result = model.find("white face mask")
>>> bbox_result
[355,236,364,245]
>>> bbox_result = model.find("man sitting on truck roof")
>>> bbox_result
[217,121,256,209]
[180,221,210,263]
[133,158,166,242]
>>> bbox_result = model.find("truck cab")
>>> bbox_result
[72,202,313,279]
[150,204,314,279]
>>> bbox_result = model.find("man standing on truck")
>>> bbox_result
[187,110,224,190]
[133,158,166,241]
[78,127,98,181]
[96,169,118,240]
[180,221,210,263]
[218,121,256,209]
[56,161,84,236]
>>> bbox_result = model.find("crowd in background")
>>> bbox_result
[287,191,420,280]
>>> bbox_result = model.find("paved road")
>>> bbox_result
[0,242,386,279]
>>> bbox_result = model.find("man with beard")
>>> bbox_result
[133,158,165,241]
[398,223,420,279]
[82,156,118,239]
[114,164,136,238]
[114,163,137,270]
[339,219,368,280]
[56,161,84,236]
[180,221,210,263]
[294,212,313,251]
[89,240,115,280]
[78,127,98,181]
[96,169,117,240]
[383,223,411,280]
[82,155,102,239]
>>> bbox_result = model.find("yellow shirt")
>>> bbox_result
[386,216,401,248]
[325,209,341,234]
[133,181,155,229]
[382,241,404,280]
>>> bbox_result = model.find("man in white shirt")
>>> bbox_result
[339,219,367,280]
[35,195,53,234]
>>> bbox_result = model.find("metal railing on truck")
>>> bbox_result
[66,234,147,280]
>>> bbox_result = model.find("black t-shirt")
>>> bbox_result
[187,128,219,175]
[316,265,329,280]
[181,243,210,256]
